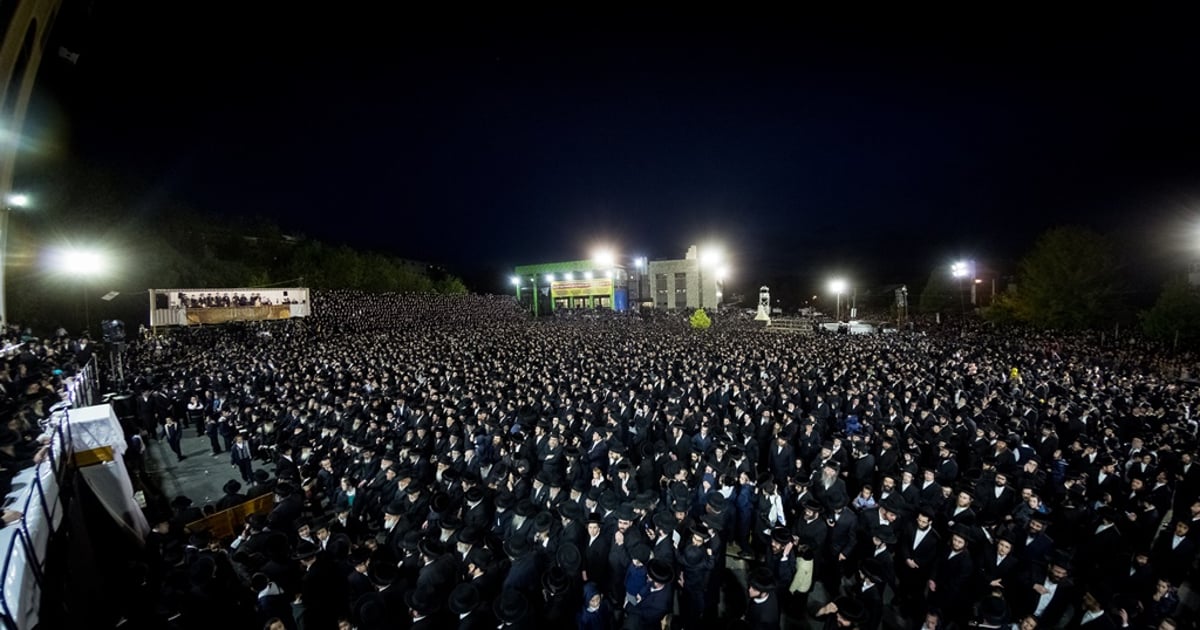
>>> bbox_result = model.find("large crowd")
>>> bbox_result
[118,290,1200,630]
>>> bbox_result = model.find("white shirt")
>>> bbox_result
[1095,523,1113,535]
[1034,579,1058,616]
[913,527,931,550]
[996,553,1008,566]
[1081,610,1104,625]
[1172,535,1185,549]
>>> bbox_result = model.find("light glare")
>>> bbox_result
[51,248,108,277]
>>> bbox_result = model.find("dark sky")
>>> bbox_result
[20,5,1200,293]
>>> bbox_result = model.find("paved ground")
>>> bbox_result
[143,431,274,507]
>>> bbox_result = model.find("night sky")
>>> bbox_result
[19,6,1200,295]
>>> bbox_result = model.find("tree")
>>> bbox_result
[1012,226,1123,330]
[1141,278,1200,348]
[689,308,712,330]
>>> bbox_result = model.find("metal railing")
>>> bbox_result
[0,358,92,629]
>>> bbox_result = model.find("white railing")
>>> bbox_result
[0,358,92,629]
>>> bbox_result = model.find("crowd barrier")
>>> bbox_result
[185,493,276,540]
[0,359,95,630]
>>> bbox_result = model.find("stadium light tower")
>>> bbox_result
[951,260,973,312]
[49,247,109,334]
[697,245,724,309]
[829,278,848,321]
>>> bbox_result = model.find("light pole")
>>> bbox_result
[50,248,108,334]
[829,278,847,321]
[698,246,724,310]
[0,193,30,325]
[951,260,970,314]
[634,256,646,307]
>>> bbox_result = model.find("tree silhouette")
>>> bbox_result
[1141,277,1200,348]
[1013,226,1124,330]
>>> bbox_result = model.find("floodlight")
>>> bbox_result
[50,248,108,277]
[700,246,724,267]
[510,276,520,286]
[5,193,28,208]
[545,273,555,282]
[592,249,615,268]
[583,271,593,280]
[829,279,847,294]
[951,261,969,278]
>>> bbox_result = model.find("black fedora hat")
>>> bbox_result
[448,582,481,615]
[417,537,443,558]
[503,535,531,559]
[872,526,897,545]
[680,544,708,569]
[405,587,439,615]
[556,543,582,573]
[515,499,538,517]
[353,591,386,627]
[541,566,571,594]
[291,541,319,561]
[558,501,583,522]
[493,589,529,623]
[646,558,673,584]
[223,480,242,494]
[748,566,776,592]
[458,526,484,547]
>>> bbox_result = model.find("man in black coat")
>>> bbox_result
[1151,520,1197,585]
[896,508,940,617]
[814,461,849,513]
[744,567,782,630]
[928,526,975,624]
[297,543,346,630]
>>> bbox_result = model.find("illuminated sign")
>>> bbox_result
[550,279,612,298]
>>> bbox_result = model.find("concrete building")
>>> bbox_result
[647,245,725,311]
[512,260,629,316]
[513,245,727,316]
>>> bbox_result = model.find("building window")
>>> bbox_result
[655,274,668,308]
[674,272,688,309]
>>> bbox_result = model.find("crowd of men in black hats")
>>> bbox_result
[121,290,1200,630]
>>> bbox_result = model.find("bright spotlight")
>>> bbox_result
[634,257,646,269]
[510,276,520,286]
[592,249,615,268]
[700,246,724,267]
[50,248,108,277]
[951,261,969,278]
[5,193,29,208]
[583,271,593,280]
[829,279,847,294]
[545,273,555,282]
[716,266,730,281]
[565,272,575,281]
